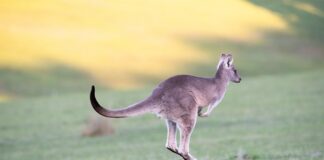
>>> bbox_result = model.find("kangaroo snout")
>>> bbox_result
[234,77,242,83]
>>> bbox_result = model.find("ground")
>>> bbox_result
[1,70,323,160]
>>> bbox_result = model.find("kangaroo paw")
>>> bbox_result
[198,112,209,117]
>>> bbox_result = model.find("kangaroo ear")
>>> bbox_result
[218,53,233,69]
[226,57,233,68]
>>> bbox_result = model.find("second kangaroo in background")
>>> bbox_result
[90,54,241,160]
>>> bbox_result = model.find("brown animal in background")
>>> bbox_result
[81,114,114,137]
[90,54,241,160]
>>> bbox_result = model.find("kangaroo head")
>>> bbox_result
[217,54,241,83]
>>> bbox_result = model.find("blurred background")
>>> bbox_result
[1,0,323,160]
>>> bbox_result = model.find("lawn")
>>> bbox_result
[1,69,323,160]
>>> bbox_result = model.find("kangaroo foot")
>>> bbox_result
[180,153,197,160]
[166,146,179,155]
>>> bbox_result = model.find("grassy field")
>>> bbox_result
[1,69,323,160]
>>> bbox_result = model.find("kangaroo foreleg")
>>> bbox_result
[198,104,217,117]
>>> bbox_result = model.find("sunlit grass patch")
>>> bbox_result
[0,0,288,89]
[0,93,10,102]
[293,1,324,17]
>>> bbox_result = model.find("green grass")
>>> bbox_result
[1,69,323,160]
[0,66,95,97]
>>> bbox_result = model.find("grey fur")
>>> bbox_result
[90,54,241,160]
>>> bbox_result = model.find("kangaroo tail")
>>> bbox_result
[90,85,153,118]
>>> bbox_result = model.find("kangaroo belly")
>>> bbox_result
[154,106,184,121]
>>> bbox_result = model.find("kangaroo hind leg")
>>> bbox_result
[178,116,197,160]
[165,120,179,154]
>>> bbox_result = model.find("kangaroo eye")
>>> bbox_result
[234,69,237,73]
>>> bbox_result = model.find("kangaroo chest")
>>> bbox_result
[209,92,225,107]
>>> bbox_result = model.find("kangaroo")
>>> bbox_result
[90,54,241,160]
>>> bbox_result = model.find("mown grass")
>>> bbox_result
[0,66,94,98]
[1,69,323,160]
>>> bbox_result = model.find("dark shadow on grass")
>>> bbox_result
[176,0,324,79]
[0,64,98,98]
[181,0,324,78]
[185,33,323,77]
[249,0,324,42]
